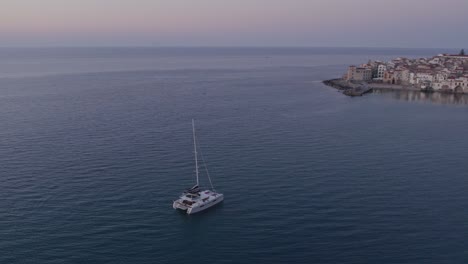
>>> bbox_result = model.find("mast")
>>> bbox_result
[192,119,199,186]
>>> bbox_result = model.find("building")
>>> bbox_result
[432,77,468,92]
[346,65,372,81]
[375,64,387,80]
[410,72,435,85]
[441,54,468,60]
[385,68,410,85]
[383,70,395,84]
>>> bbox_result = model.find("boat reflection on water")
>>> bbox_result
[373,89,468,105]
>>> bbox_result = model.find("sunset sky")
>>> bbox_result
[1,0,467,48]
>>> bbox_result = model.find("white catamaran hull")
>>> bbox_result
[187,194,224,214]
[173,193,224,214]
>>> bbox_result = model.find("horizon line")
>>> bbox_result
[0,45,462,50]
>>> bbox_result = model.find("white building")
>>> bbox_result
[429,57,441,65]
[415,72,434,84]
[375,64,387,80]
[432,77,468,92]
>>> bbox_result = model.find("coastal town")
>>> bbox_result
[324,50,468,96]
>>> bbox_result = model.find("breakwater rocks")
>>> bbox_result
[322,79,373,97]
[322,79,421,97]
[322,79,351,90]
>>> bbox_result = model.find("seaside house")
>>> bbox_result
[375,64,387,80]
[383,70,395,84]
[346,65,372,81]
[415,71,434,84]
[432,76,468,92]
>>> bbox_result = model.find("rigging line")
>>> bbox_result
[192,119,199,186]
[196,137,216,192]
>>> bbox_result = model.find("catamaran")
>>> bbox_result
[172,119,224,214]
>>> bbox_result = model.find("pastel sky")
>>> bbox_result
[1,0,467,48]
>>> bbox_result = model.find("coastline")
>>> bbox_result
[323,78,444,97]
[329,52,468,97]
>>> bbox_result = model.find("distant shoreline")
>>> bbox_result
[322,78,422,97]
[329,52,468,97]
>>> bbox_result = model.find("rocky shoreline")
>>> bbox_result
[323,78,431,97]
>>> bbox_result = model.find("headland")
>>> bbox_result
[324,51,468,97]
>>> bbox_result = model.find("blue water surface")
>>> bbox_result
[0,47,467,264]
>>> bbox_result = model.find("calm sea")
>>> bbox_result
[0,47,467,264]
